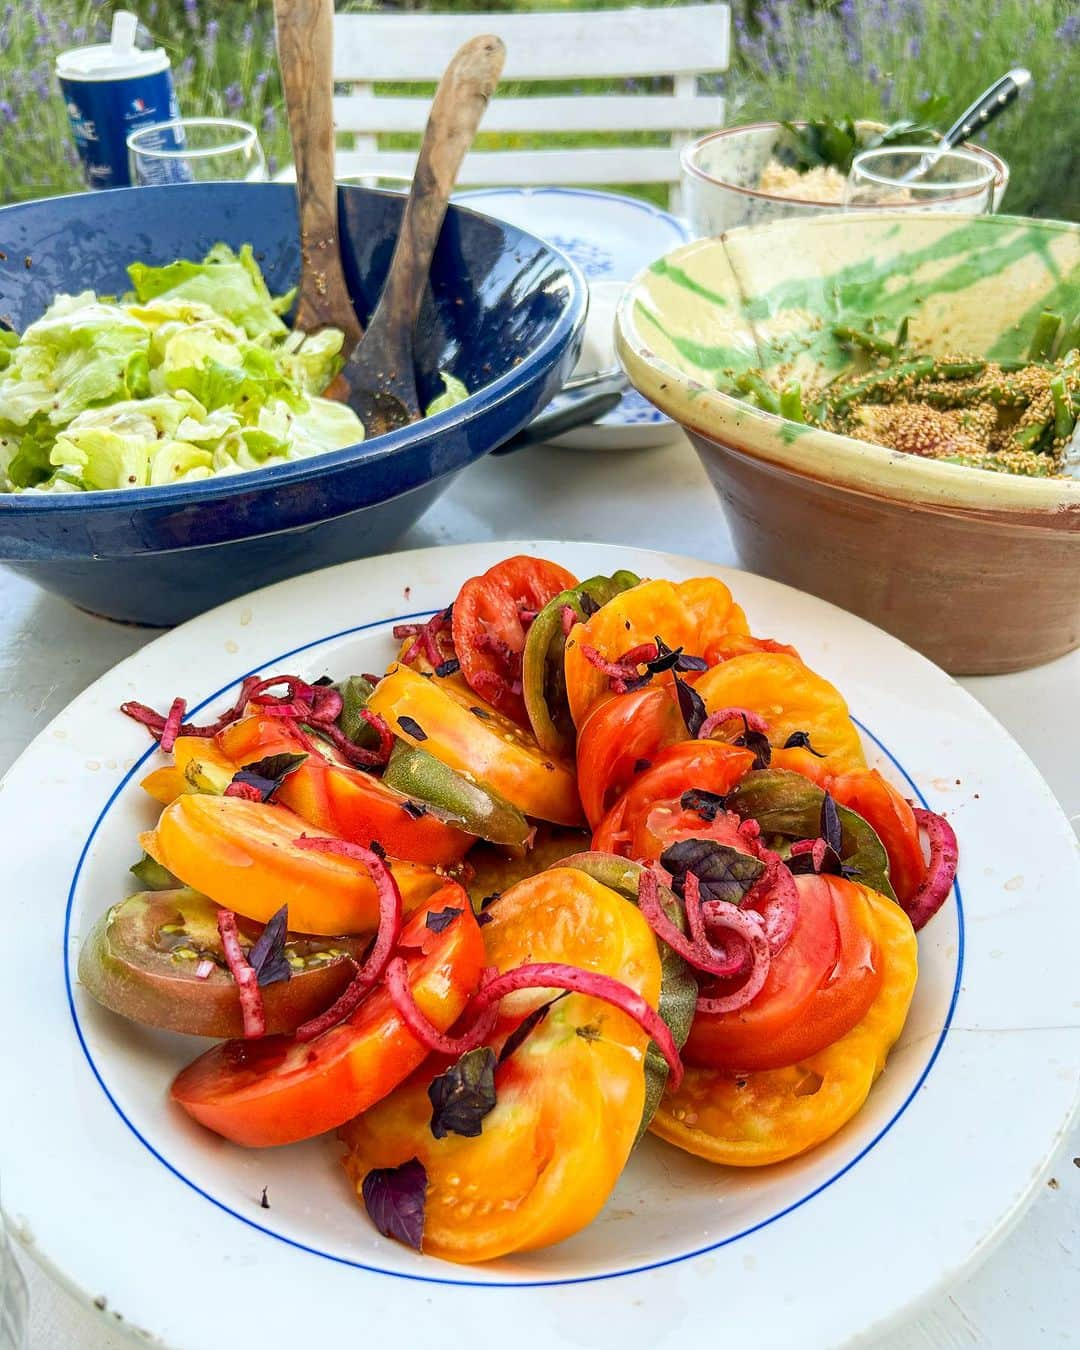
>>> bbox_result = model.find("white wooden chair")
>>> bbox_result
[320,4,730,208]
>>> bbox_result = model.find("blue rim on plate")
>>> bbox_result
[63,606,964,1290]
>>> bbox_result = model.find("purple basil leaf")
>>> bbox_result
[397,715,427,741]
[469,706,493,721]
[674,672,706,737]
[645,635,683,675]
[247,904,291,987]
[401,799,428,819]
[787,843,844,878]
[675,653,709,672]
[579,592,601,617]
[660,839,765,904]
[734,717,772,770]
[232,751,309,803]
[680,787,727,822]
[312,675,334,687]
[425,906,462,934]
[820,791,843,856]
[369,839,387,859]
[619,672,654,692]
[783,730,826,757]
[480,891,501,909]
[497,993,568,1066]
[633,757,652,774]
[476,910,494,927]
[427,1048,497,1139]
[361,1158,427,1250]
[434,658,460,678]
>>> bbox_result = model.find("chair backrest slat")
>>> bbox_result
[326,5,730,204]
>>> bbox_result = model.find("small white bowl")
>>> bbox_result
[681,121,1010,236]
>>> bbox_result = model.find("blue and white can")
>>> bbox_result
[56,11,183,190]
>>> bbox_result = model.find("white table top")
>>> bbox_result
[7,434,1078,1350]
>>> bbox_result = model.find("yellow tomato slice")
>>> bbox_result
[139,735,237,805]
[650,888,916,1166]
[693,651,867,774]
[564,576,749,730]
[340,867,662,1262]
[140,793,445,935]
[366,663,582,825]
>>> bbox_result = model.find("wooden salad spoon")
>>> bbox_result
[338,34,506,437]
[273,0,362,349]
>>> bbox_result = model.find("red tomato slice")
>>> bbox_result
[829,769,927,905]
[684,874,883,1073]
[453,555,578,722]
[576,686,687,828]
[218,713,472,866]
[170,884,486,1147]
[592,740,755,857]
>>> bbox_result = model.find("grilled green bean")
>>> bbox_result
[1050,375,1075,441]
[734,371,781,415]
[833,324,895,357]
[1028,310,1063,361]
[779,380,805,423]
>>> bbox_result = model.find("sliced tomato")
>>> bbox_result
[140,793,444,935]
[216,713,472,866]
[685,874,883,1072]
[693,651,867,774]
[576,685,687,828]
[340,867,662,1262]
[170,884,485,1147]
[702,633,800,664]
[564,576,749,730]
[651,887,916,1166]
[592,741,755,859]
[366,663,581,825]
[829,769,926,905]
[452,555,578,722]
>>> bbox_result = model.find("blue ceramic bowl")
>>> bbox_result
[0,182,586,624]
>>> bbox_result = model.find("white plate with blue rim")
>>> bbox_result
[1,540,1077,1350]
[456,190,690,449]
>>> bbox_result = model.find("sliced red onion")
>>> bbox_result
[224,780,263,801]
[560,605,578,636]
[195,959,215,980]
[519,608,539,625]
[248,675,317,708]
[121,675,263,743]
[789,836,829,872]
[159,697,186,754]
[743,851,800,954]
[637,868,748,977]
[216,909,266,1038]
[580,642,659,682]
[698,706,767,741]
[905,809,958,931]
[469,962,683,1089]
[295,710,393,769]
[695,904,771,1014]
[292,837,403,1041]
[385,956,501,1056]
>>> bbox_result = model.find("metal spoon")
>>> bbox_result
[899,68,1031,183]
[338,36,505,437]
[273,0,362,348]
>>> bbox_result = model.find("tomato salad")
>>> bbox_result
[83,554,958,1262]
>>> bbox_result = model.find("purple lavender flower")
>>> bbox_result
[179,55,195,80]
[225,82,243,110]
[907,34,921,59]
[184,0,198,27]
[261,105,277,133]
[867,62,880,84]
[205,19,218,43]
[267,153,279,179]
[0,99,14,124]
[73,25,86,42]
[1057,13,1080,42]
[880,77,894,111]
[242,22,253,46]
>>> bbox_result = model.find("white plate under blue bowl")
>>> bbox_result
[456,191,691,450]
[455,187,691,283]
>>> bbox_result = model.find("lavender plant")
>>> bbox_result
[729,0,1078,220]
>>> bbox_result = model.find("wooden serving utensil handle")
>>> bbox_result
[273,0,362,345]
[377,35,506,340]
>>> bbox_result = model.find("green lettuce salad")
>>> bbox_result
[0,243,466,494]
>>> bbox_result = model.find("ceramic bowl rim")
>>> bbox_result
[680,121,1009,210]
[615,212,1080,519]
[0,182,589,516]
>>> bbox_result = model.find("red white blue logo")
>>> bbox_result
[132,96,147,112]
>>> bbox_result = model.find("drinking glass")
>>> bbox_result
[844,145,996,214]
[127,117,267,186]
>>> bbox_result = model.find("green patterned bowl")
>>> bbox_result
[616,213,1080,674]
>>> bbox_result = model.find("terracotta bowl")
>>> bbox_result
[681,121,1011,235]
[615,213,1080,675]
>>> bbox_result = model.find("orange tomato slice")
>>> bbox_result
[650,887,916,1166]
[340,867,663,1262]
[693,651,867,774]
[140,793,444,935]
[366,663,581,825]
[564,576,749,730]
